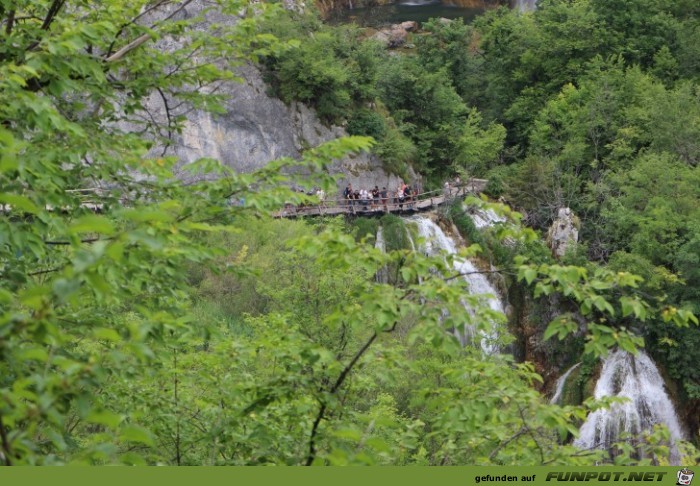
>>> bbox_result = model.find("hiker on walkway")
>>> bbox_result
[343,184,353,206]
[316,188,326,208]
[371,186,379,211]
[380,187,388,211]
[404,184,413,210]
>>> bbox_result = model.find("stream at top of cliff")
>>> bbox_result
[327,1,487,28]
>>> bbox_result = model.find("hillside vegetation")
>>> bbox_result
[0,0,698,465]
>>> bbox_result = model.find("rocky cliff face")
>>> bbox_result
[173,64,403,192]
[141,1,403,195]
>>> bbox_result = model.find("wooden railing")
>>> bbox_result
[277,179,487,218]
[2,178,488,219]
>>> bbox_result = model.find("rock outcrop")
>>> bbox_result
[546,207,579,258]
[369,22,414,48]
[139,0,404,195]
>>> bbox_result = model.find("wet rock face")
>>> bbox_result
[547,207,579,259]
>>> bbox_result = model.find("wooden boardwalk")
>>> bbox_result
[276,179,487,218]
[2,179,487,218]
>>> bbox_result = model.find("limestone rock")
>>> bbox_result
[547,207,579,258]
[134,0,402,196]
[400,21,418,32]
[388,26,408,47]
[369,22,414,48]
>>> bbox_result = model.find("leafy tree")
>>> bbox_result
[455,108,506,177]
[377,56,467,173]
[602,153,700,267]
[415,18,485,105]
[0,0,371,464]
[1,0,698,467]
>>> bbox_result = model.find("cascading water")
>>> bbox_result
[514,0,536,12]
[375,227,389,284]
[574,349,684,464]
[550,362,581,405]
[468,207,506,230]
[406,216,505,353]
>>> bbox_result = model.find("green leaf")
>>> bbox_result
[522,267,537,285]
[70,215,115,235]
[0,193,40,214]
[93,328,121,342]
[86,410,122,429]
[620,297,634,317]
[543,322,559,341]
[119,425,154,446]
[52,278,81,302]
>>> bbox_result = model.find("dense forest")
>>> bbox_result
[0,0,699,465]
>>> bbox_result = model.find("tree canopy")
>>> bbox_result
[1,0,699,466]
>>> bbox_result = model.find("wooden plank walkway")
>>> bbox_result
[276,179,487,218]
[2,179,487,218]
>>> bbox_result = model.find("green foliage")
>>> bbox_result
[416,18,485,103]
[373,125,417,180]
[455,108,507,177]
[260,15,383,123]
[2,0,699,467]
[347,109,387,140]
[0,0,377,464]
[602,153,700,267]
[349,217,379,243]
[449,204,484,249]
[377,56,467,172]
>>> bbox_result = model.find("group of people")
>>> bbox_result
[279,178,471,215]
[343,182,417,211]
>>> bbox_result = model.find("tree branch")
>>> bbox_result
[28,267,60,276]
[488,427,528,461]
[443,267,514,283]
[105,0,172,57]
[0,412,13,466]
[156,87,174,156]
[104,0,196,63]
[518,404,545,464]
[305,320,398,466]
[41,0,66,31]
[5,9,14,35]
[44,238,101,246]
[104,33,151,63]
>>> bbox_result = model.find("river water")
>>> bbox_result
[328,0,487,27]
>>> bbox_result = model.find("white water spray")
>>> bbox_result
[375,227,389,284]
[514,0,536,12]
[406,216,504,353]
[551,363,581,405]
[574,349,684,464]
[468,207,506,229]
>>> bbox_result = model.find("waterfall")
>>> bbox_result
[514,0,536,12]
[468,207,506,229]
[550,362,581,404]
[375,227,389,284]
[574,349,684,464]
[406,216,504,353]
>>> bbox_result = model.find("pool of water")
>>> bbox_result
[328,1,487,28]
